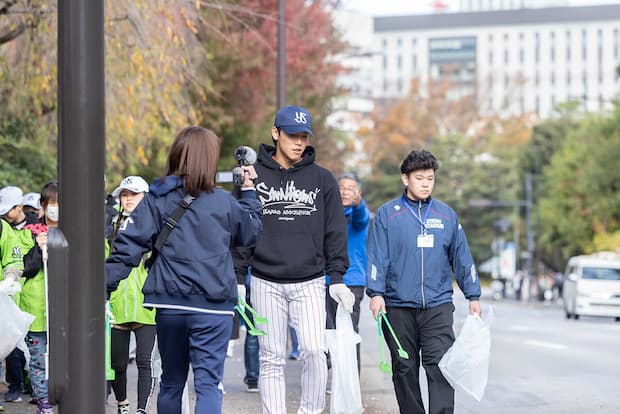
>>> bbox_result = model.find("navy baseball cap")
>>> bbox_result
[274,105,313,135]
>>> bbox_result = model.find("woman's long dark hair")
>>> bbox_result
[163,126,221,196]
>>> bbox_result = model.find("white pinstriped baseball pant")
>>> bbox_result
[250,275,328,414]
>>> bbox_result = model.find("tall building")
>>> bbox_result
[328,9,376,173]
[372,3,620,117]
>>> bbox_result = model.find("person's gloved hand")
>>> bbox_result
[3,267,22,282]
[329,283,355,313]
[237,284,247,303]
[0,279,21,295]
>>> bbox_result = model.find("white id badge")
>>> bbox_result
[417,234,434,248]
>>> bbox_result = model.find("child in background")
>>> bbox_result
[21,180,58,414]
[22,192,42,222]
[106,176,157,414]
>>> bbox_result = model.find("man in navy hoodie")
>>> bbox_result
[249,105,355,414]
[366,149,481,414]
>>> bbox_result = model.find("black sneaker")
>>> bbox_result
[247,382,258,393]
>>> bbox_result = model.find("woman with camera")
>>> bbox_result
[106,126,262,414]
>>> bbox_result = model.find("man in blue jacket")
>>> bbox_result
[366,149,481,414]
[326,172,370,373]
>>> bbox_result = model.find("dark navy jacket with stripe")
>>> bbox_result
[106,176,262,314]
[366,193,480,309]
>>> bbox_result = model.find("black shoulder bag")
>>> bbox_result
[145,194,195,270]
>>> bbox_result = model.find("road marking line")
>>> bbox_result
[524,340,568,350]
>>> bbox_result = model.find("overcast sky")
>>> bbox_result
[342,0,620,16]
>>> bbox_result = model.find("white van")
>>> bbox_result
[563,251,620,320]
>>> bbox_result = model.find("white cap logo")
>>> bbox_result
[294,112,308,124]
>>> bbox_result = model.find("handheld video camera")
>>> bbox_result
[216,146,257,186]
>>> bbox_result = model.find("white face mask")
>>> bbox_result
[45,205,59,222]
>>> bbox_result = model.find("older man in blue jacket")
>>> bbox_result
[326,172,370,373]
[366,149,481,414]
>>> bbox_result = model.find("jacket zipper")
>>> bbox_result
[419,200,426,308]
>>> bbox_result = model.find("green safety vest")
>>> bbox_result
[106,226,155,326]
[0,219,25,275]
[0,219,27,307]
[16,229,46,332]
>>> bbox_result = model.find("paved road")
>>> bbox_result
[4,289,620,413]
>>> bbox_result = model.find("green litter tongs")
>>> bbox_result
[378,310,410,360]
[235,298,268,336]
[239,298,268,325]
[377,313,392,374]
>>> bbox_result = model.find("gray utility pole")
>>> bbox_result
[468,176,535,300]
[52,0,106,412]
[524,173,534,302]
[277,0,286,108]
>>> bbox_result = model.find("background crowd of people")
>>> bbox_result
[0,105,482,414]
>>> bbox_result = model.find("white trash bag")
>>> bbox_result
[0,290,35,360]
[325,303,363,414]
[439,306,493,402]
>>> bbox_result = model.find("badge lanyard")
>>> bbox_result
[401,196,433,234]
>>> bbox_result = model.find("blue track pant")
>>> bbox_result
[155,309,232,414]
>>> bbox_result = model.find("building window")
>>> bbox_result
[383,55,387,70]
[412,38,417,73]
[535,32,540,64]
[504,33,509,66]
[488,34,493,65]
[582,29,587,61]
[615,29,619,59]
[550,31,555,64]
[566,30,571,61]
[397,55,402,70]
[382,38,387,48]
[397,37,402,47]
[567,70,571,86]
[535,72,539,86]
[383,79,388,93]
[551,72,555,86]
[598,29,603,84]
[582,71,588,97]
[535,95,540,115]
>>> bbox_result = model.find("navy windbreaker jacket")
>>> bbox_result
[366,193,480,309]
[106,176,262,313]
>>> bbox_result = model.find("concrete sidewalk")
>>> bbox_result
[6,289,517,413]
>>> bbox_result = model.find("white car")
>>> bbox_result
[563,252,620,321]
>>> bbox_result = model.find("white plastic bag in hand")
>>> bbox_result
[0,293,35,360]
[439,306,494,402]
[325,303,363,414]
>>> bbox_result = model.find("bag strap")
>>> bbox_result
[146,194,195,268]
